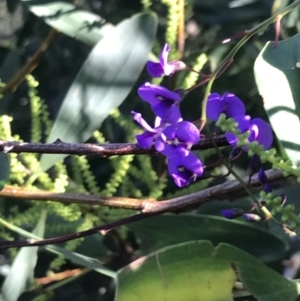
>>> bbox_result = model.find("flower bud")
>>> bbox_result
[258,168,268,184]
[221,208,244,219]
[243,213,261,222]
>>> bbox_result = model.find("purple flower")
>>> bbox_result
[147,44,186,77]
[156,121,200,156]
[167,150,203,187]
[206,93,246,121]
[225,115,273,150]
[138,83,182,124]
[131,111,161,149]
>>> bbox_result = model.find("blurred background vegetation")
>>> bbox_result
[1,0,300,300]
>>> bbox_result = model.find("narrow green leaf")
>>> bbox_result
[128,214,289,261]
[40,12,157,171]
[0,216,116,278]
[0,211,47,301]
[254,33,300,164]
[22,0,112,46]
[117,241,300,301]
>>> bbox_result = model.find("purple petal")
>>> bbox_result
[152,102,182,124]
[146,61,164,78]
[176,121,200,144]
[222,93,246,118]
[225,132,238,146]
[167,152,203,187]
[251,118,273,150]
[138,83,182,106]
[221,208,244,219]
[131,111,157,133]
[206,93,223,121]
[163,125,176,140]
[159,144,189,157]
[136,132,156,149]
[258,168,268,184]
[159,43,171,70]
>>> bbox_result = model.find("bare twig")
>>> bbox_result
[0,29,60,94]
[0,169,284,248]
[0,135,228,157]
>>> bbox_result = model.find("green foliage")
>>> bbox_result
[117,240,300,301]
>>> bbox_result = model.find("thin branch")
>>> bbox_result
[0,169,284,248]
[0,135,228,156]
[0,29,60,94]
[0,185,151,210]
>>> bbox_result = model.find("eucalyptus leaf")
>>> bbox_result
[117,240,300,301]
[40,12,157,171]
[254,33,300,165]
[22,0,112,46]
[0,211,47,301]
[128,214,289,261]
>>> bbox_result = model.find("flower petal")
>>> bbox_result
[251,118,273,150]
[138,83,182,106]
[222,93,246,118]
[181,152,203,176]
[146,61,164,78]
[176,121,200,144]
[206,93,223,121]
[131,111,157,133]
[136,132,156,149]
[159,43,171,69]
[152,102,182,124]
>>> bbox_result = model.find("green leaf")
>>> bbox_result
[0,211,47,301]
[117,241,300,301]
[22,0,112,46]
[0,216,116,278]
[0,153,10,190]
[254,33,300,164]
[127,214,289,261]
[117,241,236,301]
[40,12,157,171]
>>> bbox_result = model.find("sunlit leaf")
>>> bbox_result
[254,33,300,164]
[117,240,300,301]
[22,0,113,46]
[0,211,47,301]
[40,12,157,171]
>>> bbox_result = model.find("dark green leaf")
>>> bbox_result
[254,33,300,164]
[128,214,289,261]
[22,0,111,46]
[117,241,300,301]
[0,152,10,191]
[40,12,157,171]
[0,211,47,301]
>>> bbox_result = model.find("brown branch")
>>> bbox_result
[0,135,228,156]
[0,29,59,94]
[0,169,284,248]
[0,185,153,210]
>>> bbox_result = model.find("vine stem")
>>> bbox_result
[198,0,300,124]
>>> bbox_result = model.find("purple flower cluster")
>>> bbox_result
[206,93,273,150]
[133,43,273,188]
[132,83,203,187]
